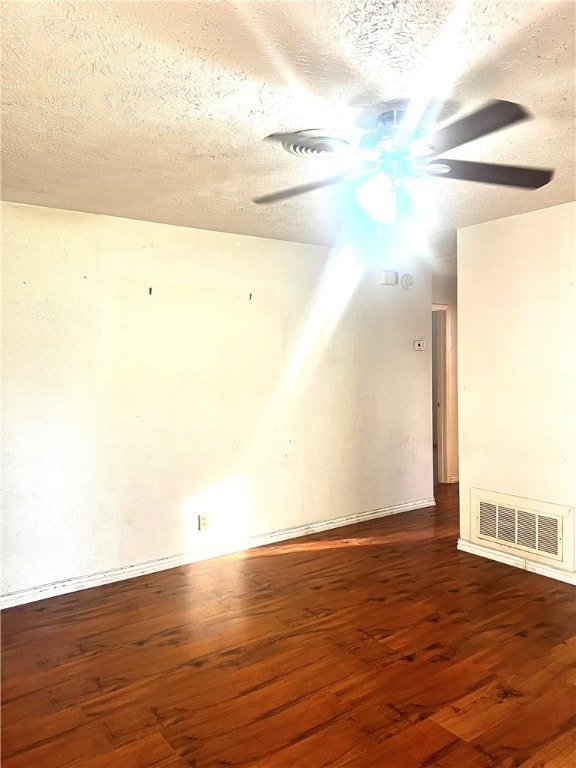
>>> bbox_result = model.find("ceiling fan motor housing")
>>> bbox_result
[359,109,425,150]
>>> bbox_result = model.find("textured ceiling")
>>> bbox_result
[1,0,575,257]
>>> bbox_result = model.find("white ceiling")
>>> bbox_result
[2,0,575,260]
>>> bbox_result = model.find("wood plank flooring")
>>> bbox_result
[2,485,575,767]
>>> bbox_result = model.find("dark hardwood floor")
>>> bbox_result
[2,484,575,767]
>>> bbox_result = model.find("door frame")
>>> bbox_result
[432,304,449,484]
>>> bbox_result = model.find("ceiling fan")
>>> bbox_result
[253,100,554,222]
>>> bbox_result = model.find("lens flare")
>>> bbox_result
[356,173,441,224]
[404,176,443,212]
[355,173,396,223]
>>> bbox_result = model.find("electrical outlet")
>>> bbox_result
[198,514,209,531]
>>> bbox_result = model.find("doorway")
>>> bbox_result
[432,305,449,485]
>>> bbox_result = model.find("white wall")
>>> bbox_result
[2,202,434,600]
[432,271,459,483]
[458,202,576,578]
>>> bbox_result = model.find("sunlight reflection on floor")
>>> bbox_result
[226,527,442,560]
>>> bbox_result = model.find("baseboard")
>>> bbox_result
[457,538,576,585]
[525,560,576,585]
[1,496,435,609]
[449,476,459,484]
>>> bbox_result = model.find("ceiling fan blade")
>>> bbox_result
[253,172,367,205]
[415,100,529,156]
[426,159,554,188]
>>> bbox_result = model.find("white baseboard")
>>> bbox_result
[457,538,576,585]
[525,560,576,585]
[1,497,435,609]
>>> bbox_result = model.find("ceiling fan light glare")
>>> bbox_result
[356,173,441,223]
[408,139,436,158]
[355,173,396,223]
[403,176,443,213]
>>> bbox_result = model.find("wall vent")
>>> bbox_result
[471,488,574,570]
[477,500,561,559]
